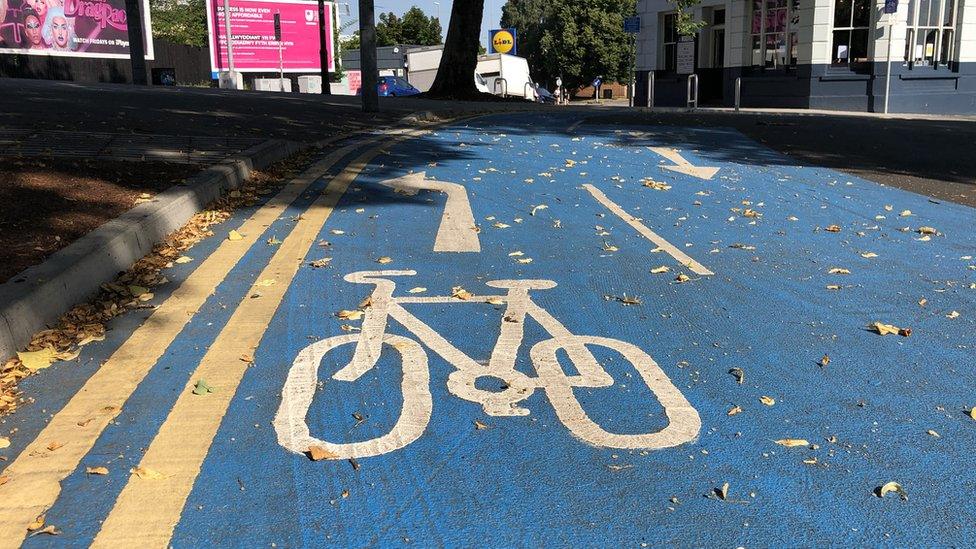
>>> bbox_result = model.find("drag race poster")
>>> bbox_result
[0,0,153,59]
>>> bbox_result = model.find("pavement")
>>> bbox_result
[0,110,973,546]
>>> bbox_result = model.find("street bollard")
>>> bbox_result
[524,82,535,101]
[494,78,508,98]
[686,74,698,110]
[735,77,741,112]
[647,71,655,108]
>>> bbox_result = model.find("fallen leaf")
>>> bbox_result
[728,367,745,384]
[775,438,810,447]
[530,204,548,216]
[716,482,730,501]
[0,475,9,486]
[174,256,193,264]
[650,266,671,274]
[27,525,60,537]
[17,348,58,372]
[27,514,45,531]
[946,311,960,319]
[131,466,166,479]
[968,408,976,421]
[240,353,254,364]
[516,258,533,264]
[869,322,901,336]
[876,481,907,500]
[675,273,691,283]
[927,429,940,438]
[917,226,937,235]
[192,379,215,395]
[309,258,332,268]
[508,251,524,257]
[828,268,851,275]
[408,287,427,294]
[826,284,842,290]
[86,466,109,475]
[760,396,776,406]
[0,437,9,448]
[266,236,282,246]
[377,257,393,264]
[307,445,338,461]
[642,179,671,191]
[743,209,762,218]
[486,297,505,305]
[227,230,244,241]
[46,441,64,451]
[474,420,489,430]
[330,229,345,235]
[452,286,473,300]
[602,242,619,252]
[825,225,842,232]
[860,252,879,259]
[819,355,830,368]
[254,279,276,287]
[900,210,912,217]
[493,222,510,229]
[337,310,364,321]
[727,405,743,416]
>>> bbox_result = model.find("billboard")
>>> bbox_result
[206,0,333,73]
[0,0,154,59]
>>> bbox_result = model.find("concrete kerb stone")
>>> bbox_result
[0,138,305,362]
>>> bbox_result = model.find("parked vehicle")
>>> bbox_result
[476,53,535,99]
[357,76,421,97]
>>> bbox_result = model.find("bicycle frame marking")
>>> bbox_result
[274,270,701,459]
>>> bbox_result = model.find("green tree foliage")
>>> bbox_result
[375,6,442,46]
[500,0,637,89]
[150,0,208,47]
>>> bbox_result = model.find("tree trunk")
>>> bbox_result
[426,0,484,98]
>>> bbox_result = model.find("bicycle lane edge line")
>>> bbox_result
[0,137,377,549]
[89,127,432,548]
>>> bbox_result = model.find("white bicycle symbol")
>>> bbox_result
[273,270,701,459]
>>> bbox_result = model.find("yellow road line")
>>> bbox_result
[0,138,372,549]
[91,128,428,548]
[582,184,714,276]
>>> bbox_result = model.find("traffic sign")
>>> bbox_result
[624,16,641,34]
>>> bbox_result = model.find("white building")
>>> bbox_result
[635,0,976,113]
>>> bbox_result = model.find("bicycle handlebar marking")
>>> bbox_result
[274,270,701,459]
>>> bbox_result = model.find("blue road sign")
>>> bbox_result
[2,113,975,546]
[624,16,642,34]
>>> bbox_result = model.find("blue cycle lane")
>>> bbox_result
[9,112,976,546]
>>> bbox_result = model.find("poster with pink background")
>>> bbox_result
[206,0,332,73]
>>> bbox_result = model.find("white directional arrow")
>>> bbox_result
[647,146,720,180]
[380,172,481,253]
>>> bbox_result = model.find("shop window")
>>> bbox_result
[661,13,678,72]
[751,0,799,68]
[831,0,870,66]
[904,0,959,66]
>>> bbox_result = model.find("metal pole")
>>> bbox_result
[124,0,148,85]
[646,70,654,108]
[278,28,284,90]
[359,0,378,112]
[884,20,893,114]
[629,33,636,107]
[223,0,235,72]
[318,0,332,94]
[735,76,741,111]
[687,74,698,110]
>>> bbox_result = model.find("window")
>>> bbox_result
[751,0,799,68]
[904,0,959,66]
[662,13,677,72]
[831,0,871,66]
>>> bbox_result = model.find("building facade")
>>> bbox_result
[634,0,976,113]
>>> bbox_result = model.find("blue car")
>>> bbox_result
[359,76,420,97]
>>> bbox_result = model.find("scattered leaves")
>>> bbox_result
[337,310,364,321]
[452,286,473,300]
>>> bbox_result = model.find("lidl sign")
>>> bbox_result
[490,28,517,55]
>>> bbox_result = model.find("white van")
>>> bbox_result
[476,53,535,99]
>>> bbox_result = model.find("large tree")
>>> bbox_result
[149,0,208,47]
[426,0,485,98]
[501,0,636,90]
[375,6,443,46]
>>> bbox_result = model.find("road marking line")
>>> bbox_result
[582,184,714,276]
[647,146,720,180]
[0,139,374,549]
[91,129,429,548]
[380,171,481,252]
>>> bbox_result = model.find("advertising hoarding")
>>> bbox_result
[0,0,154,59]
[206,0,333,73]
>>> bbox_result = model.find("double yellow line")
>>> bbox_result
[0,126,431,548]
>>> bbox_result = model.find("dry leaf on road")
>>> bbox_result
[760,396,776,406]
[775,438,810,447]
[86,466,109,475]
[307,445,338,461]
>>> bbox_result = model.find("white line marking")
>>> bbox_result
[648,146,720,180]
[380,171,481,253]
[582,184,714,276]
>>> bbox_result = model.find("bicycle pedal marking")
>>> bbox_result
[273,270,701,459]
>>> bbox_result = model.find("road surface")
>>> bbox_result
[1,112,974,547]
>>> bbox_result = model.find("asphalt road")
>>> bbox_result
[0,111,974,546]
[1,77,973,207]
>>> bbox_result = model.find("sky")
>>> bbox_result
[341,1,505,49]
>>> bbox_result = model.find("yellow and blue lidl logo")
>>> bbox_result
[490,29,516,55]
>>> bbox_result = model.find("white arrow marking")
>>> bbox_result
[648,146,720,180]
[381,172,481,253]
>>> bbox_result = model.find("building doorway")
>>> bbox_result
[699,8,726,105]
